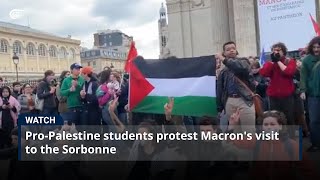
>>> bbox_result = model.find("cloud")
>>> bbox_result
[0,0,164,58]
[91,0,161,26]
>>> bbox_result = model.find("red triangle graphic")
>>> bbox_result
[129,63,154,110]
[310,14,320,36]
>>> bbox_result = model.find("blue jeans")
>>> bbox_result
[41,107,57,116]
[101,106,117,133]
[40,107,58,134]
[118,112,128,125]
[60,112,70,122]
[308,97,320,147]
[68,107,83,125]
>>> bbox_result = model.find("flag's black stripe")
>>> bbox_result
[134,55,216,78]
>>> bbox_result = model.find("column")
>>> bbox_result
[166,0,185,58]
[23,46,27,74]
[47,50,51,70]
[229,0,258,57]
[36,49,40,72]
[210,0,231,54]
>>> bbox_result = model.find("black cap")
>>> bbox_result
[70,63,82,70]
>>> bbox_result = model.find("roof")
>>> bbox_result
[0,21,77,41]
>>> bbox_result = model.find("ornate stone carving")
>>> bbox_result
[191,0,204,8]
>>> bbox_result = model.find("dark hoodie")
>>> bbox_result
[252,73,268,98]
[80,77,100,125]
[81,76,99,107]
[36,79,56,109]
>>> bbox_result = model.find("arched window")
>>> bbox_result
[13,41,23,54]
[26,43,35,55]
[38,44,46,56]
[70,48,75,59]
[49,46,57,57]
[161,36,166,47]
[60,47,67,58]
[0,39,8,53]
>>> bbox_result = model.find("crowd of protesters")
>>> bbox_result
[0,36,320,180]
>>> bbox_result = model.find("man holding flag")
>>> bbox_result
[115,41,138,124]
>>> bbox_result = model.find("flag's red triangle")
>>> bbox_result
[124,41,138,73]
[310,14,320,36]
[129,62,154,110]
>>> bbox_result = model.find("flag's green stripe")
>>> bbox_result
[133,96,217,117]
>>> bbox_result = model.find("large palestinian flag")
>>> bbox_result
[129,56,217,117]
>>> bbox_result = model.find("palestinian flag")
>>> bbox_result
[129,56,217,117]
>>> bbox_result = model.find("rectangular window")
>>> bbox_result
[88,62,91,66]
[93,61,96,67]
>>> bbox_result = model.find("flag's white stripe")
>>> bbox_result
[147,76,216,97]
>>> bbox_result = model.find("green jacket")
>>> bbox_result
[300,54,320,97]
[60,76,85,108]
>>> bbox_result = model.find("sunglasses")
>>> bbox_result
[262,110,284,117]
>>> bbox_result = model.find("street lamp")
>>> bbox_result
[12,52,19,81]
[110,63,114,69]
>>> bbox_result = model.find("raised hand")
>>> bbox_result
[72,80,78,87]
[124,104,129,112]
[108,96,119,113]
[164,97,174,117]
[80,90,86,98]
[70,86,76,92]
[215,53,225,61]
[300,92,306,100]
[229,107,241,126]
[50,86,56,94]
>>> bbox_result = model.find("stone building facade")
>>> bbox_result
[0,21,81,81]
[160,0,320,58]
[81,30,132,73]
[160,0,257,58]
[80,47,128,73]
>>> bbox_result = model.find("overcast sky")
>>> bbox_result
[0,0,165,58]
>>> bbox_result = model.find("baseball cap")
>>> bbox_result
[70,63,82,70]
[81,66,93,74]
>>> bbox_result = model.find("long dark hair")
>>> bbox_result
[0,86,12,98]
[257,110,287,133]
[99,69,112,84]
[59,70,70,85]
[307,36,320,55]
[271,42,288,56]
[21,83,32,94]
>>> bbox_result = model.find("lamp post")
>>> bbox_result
[12,52,19,81]
[110,63,114,69]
